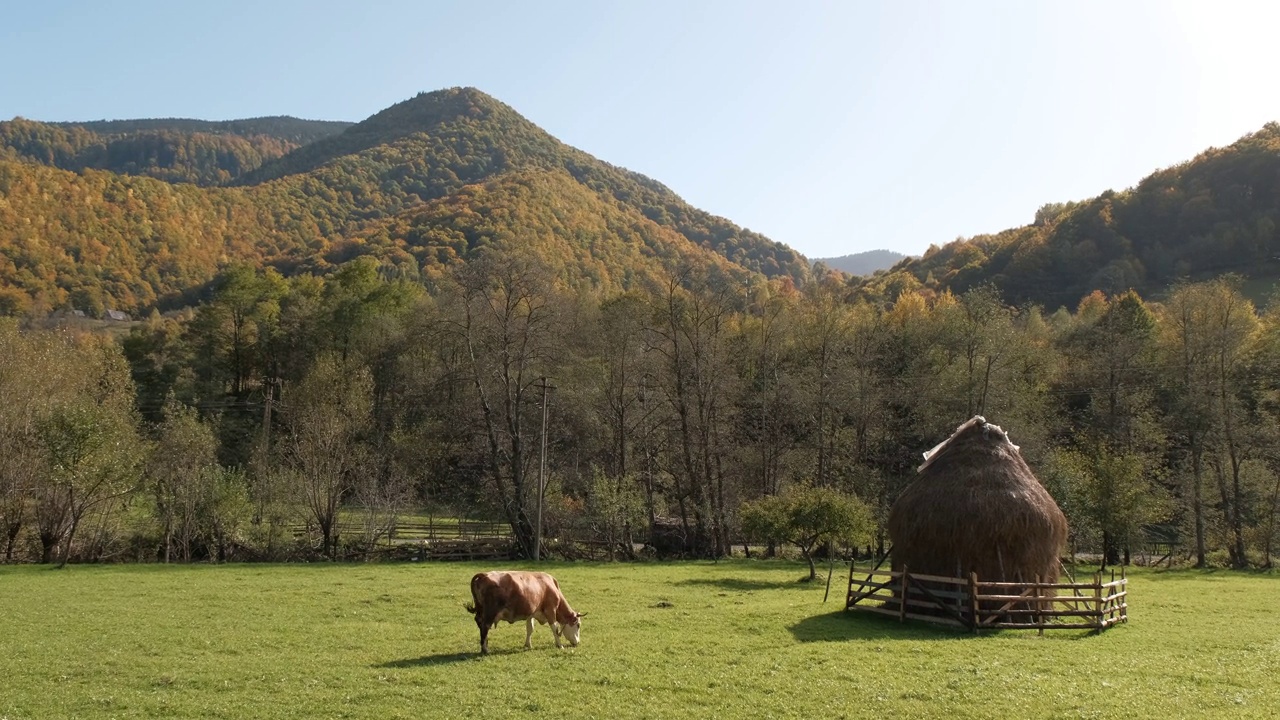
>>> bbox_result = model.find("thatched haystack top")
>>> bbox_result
[888,416,1067,583]
[918,416,1018,472]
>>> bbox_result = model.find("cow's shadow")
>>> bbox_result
[374,652,477,668]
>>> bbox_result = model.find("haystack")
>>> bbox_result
[887,416,1067,584]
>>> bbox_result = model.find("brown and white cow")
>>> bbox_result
[464,570,584,655]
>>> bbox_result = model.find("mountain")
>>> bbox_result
[851,123,1280,308]
[241,88,808,280]
[0,116,351,186]
[815,249,907,276]
[0,88,808,316]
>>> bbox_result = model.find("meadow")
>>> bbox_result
[1,560,1277,719]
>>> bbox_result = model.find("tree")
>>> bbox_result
[1054,447,1165,568]
[595,293,653,481]
[1199,279,1262,568]
[280,354,373,559]
[0,321,57,561]
[197,264,285,398]
[583,467,647,560]
[148,397,220,562]
[32,338,143,566]
[446,251,565,558]
[1158,279,1260,568]
[935,286,1019,418]
[1058,290,1163,565]
[740,486,873,581]
[202,467,252,562]
[648,265,738,557]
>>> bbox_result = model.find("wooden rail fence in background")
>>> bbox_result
[846,564,1127,633]
[288,517,515,561]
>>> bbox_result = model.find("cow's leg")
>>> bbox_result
[553,621,563,649]
[478,611,496,655]
[524,618,535,649]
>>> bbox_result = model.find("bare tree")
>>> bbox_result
[1159,279,1258,567]
[281,354,373,559]
[447,251,564,558]
[647,266,737,556]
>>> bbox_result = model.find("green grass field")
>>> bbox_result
[1,561,1277,719]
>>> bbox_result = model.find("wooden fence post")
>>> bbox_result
[969,571,979,633]
[1035,573,1044,636]
[846,557,856,609]
[1093,571,1103,631]
[1109,568,1117,626]
[1121,566,1128,623]
[899,566,910,623]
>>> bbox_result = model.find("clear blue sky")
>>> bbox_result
[4,0,1279,259]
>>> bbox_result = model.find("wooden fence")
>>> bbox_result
[387,519,510,543]
[288,519,509,544]
[287,517,514,561]
[846,564,1127,633]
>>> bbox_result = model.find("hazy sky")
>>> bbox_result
[4,1,1280,259]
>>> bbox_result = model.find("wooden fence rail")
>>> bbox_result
[847,564,1127,633]
[288,519,511,544]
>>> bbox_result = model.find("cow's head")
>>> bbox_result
[562,612,585,647]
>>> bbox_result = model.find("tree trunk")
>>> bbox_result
[1101,529,1120,569]
[1191,443,1207,567]
[1263,471,1280,569]
[57,513,82,569]
[4,519,20,562]
[801,544,817,581]
[39,534,57,564]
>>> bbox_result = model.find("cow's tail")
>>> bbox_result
[465,572,483,614]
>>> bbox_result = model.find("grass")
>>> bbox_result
[0,561,1277,719]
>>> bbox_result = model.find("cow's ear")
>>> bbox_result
[576,611,587,619]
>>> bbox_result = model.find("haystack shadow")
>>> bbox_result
[791,608,1098,642]
[789,609,968,643]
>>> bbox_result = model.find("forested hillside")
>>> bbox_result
[0,88,806,316]
[241,88,807,281]
[855,123,1280,308]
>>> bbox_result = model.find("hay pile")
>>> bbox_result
[888,416,1067,584]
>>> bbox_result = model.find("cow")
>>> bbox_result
[464,570,584,655]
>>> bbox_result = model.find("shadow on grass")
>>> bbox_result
[792,608,1106,643]
[674,577,815,592]
[374,652,477,668]
[789,609,966,643]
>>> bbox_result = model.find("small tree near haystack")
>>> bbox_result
[740,486,872,581]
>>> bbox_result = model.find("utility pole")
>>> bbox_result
[261,380,274,454]
[534,377,555,561]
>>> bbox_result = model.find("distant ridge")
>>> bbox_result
[0,115,352,185]
[54,116,353,145]
[815,249,907,276]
